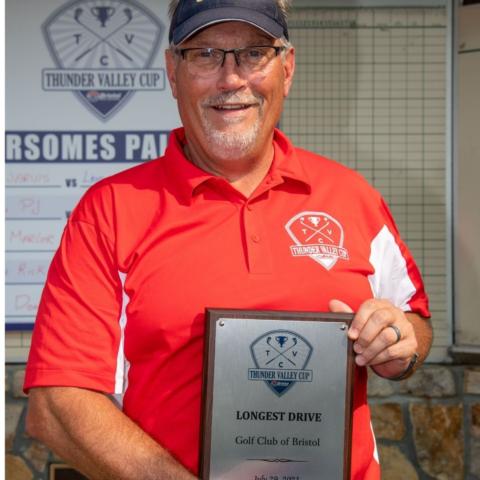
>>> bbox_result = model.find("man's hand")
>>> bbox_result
[329,298,432,379]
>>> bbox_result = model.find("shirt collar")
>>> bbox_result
[162,127,311,204]
[162,128,213,204]
[269,128,311,192]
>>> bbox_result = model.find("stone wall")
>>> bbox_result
[368,365,480,480]
[5,364,480,479]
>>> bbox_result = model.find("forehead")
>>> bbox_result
[182,21,275,46]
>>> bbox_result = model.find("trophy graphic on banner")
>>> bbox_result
[91,6,116,27]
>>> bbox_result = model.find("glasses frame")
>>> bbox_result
[174,45,286,72]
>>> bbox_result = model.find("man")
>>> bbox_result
[25,1,432,479]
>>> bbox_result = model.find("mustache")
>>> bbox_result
[202,91,264,107]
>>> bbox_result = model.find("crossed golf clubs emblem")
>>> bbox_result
[73,7,134,62]
[300,216,334,244]
[265,335,298,367]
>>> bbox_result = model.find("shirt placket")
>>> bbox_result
[242,200,273,275]
[241,176,285,275]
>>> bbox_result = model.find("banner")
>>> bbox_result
[5,0,180,329]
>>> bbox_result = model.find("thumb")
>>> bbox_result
[329,299,354,313]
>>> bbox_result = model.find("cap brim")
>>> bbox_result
[172,7,284,45]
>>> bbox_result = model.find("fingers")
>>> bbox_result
[353,302,400,345]
[348,298,392,340]
[329,299,354,314]
[353,323,400,356]
[330,298,418,370]
[354,323,417,367]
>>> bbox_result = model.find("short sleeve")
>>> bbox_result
[24,212,123,393]
[367,197,430,318]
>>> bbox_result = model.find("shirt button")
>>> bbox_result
[246,204,253,211]
[251,234,260,243]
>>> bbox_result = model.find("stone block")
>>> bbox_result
[367,370,395,397]
[472,404,480,438]
[370,403,405,440]
[465,367,480,394]
[5,403,24,451]
[13,369,27,398]
[378,445,419,480]
[25,440,50,473]
[410,403,464,480]
[400,366,455,397]
[5,454,33,480]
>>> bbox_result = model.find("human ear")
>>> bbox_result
[282,47,296,97]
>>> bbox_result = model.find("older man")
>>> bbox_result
[25,1,432,479]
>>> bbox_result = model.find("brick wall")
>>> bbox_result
[5,364,480,479]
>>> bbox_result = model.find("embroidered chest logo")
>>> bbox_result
[285,211,349,270]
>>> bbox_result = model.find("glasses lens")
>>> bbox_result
[239,47,277,71]
[184,48,223,76]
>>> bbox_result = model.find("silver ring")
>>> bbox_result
[388,325,402,344]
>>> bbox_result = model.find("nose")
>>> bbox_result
[216,52,247,90]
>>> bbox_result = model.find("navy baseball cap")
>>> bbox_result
[169,0,289,45]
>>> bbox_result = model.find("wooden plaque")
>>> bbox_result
[200,309,355,480]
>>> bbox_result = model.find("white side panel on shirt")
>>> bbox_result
[114,272,130,397]
[368,225,416,311]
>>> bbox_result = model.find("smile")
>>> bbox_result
[212,104,254,111]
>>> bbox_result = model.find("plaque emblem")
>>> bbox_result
[249,330,313,397]
[285,211,349,270]
[42,0,165,120]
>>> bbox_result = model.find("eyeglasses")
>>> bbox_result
[174,45,286,77]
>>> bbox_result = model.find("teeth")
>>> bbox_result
[216,105,247,110]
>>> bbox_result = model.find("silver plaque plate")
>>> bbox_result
[201,309,354,480]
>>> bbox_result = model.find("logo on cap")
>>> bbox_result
[42,0,165,120]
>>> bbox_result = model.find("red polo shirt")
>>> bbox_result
[25,128,429,479]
